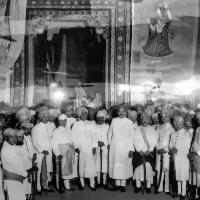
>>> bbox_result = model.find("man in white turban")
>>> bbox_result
[48,109,56,130]
[72,107,97,191]
[87,108,96,125]
[169,116,191,199]
[151,113,159,129]
[188,110,196,119]
[51,114,77,191]
[128,110,138,130]
[108,105,134,192]
[31,109,54,194]
[95,110,109,189]
[65,106,76,129]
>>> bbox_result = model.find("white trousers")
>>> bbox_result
[97,173,107,185]
[37,172,51,191]
[4,180,26,200]
[23,177,31,195]
[177,181,186,196]
[157,171,169,192]
[136,180,151,188]
[115,179,126,187]
[56,175,71,189]
[80,177,95,188]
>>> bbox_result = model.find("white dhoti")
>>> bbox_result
[4,180,26,200]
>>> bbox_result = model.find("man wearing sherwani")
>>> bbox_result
[95,110,109,189]
[1,128,34,200]
[133,113,158,194]
[65,106,77,129]
[51,114,77,191]
[185,117,194,138]
[155,109,174,194]
[108,105,134,192]
[169,116,191,200]
[151,113,159,129]
[87,108,96,125]
[31,109,54,194]
[128,110,138,130]
[48,109,56,130]
[135,104,144,126]
[72,107,97,191]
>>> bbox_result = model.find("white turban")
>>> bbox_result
[3,128,16,137]
[48,109,55,117]
[16,108,31,122]
[196,112,200,120]
[58,114,67,120]
[128,111,137,119]
[151,113,158,119]
[77,107,88,117]
[97,110,107,120]
[30,110,36,116]
[188,110,195,116]
[180,107,188,114]
[197,104,200,109]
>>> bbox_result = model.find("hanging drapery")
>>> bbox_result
[0,0,27,74]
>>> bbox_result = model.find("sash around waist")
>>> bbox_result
[4,169,25,184]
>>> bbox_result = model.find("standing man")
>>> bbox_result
[128,110,138,130]
[133,113,158,194]
[135,104,144,126]
[48,109,56,130]
[87,108,96,125]
[31,109,54,194]
[151,113,159,129]
[72,107,97,191]
[169,116,191,200]
[96,110,109,189]
[65,106,77,129]
[108,105,134,192]
[51,114,76,191]
[155,109,174,194]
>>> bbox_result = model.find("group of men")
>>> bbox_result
[0,102,200,200]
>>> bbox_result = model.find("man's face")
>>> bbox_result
[136,108,143,115]
[88,112,95,121]
[162,112,170,123]
[6,135,17,145]
[180,112,186,118]
[185,121,192,130]
[66,109,72,118]
[106,113,112,121]
[153,116,159,125]
[48,115,55,123]
[174,120,184,131]
[97,117,104,125]
[189,114,195,119]
[130,116,137,123]
[40,113,49,124]
[59,119,67,127]
[17,135,24,146]
[118,108,126,119]
[81,112,88,121]
[141,116,150,127]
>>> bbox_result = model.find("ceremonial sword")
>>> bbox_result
[100,147,103,187]
[142,155,146,194]
[156,154,164,193]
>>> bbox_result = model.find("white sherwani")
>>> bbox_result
[95,123,109,173]
[66,117,76,129]
[156,123,174,171]
[0,161,5,200]
[72,120,97,178]
[169,128,191,181]
[31,122,54,173]
[133,122,138,130]
[108,117,134,179]
[24,135,36,160]
[1,142,27,200]
[133,126,158,182]
[48,122,56,131]
[51,126,77,179]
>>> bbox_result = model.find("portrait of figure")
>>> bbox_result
[143,2,174,60]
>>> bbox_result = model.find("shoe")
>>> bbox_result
[102,184,109,190]
[180,195,186,200]
[79,186,84,190]
[165,192,170,195]
[134,187,140,193]
[146,188,151,194]
[175,194,181,198]
[91,187,96,191]
[109,186,120,191]
[65,188,75,191]
[96,184,101,189]
[36,190,42,195]
[120,187,126,193]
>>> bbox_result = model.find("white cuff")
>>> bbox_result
[197,151,200,156]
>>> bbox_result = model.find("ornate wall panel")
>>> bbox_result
[24,0,132,106]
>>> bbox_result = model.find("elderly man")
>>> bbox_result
[48,109,56,130]
[133,113,158,194]
[1,128,35,200]
[65,106,76,129]
[128,110,138,130]
[31,109,54,194]
[169,116,191,200]
[87,108,96,125]
[95,110,109,189]
[184,117,194,138]
[51,114,76,191]
[72,107,97,191]
[155,109,174,194]
[108,105,134,192]
[151,113,159,129]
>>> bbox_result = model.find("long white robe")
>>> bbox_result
[51,126,77,179]
[108,117,134,179]
[95,123,109,173]
[169,128,191,181]
[66,117,76,129]
[31,122,54,173]
[48,121,56,131]
[156,123,174,171]
[72,120,97,178]
[1,141,27,200]
[133,125,158,182]
[24,135,36,160]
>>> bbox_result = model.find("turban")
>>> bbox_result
[87,108,96,114]
[97,110,107,120]
[16,108,31,122]
[38,109,49,119]
[172,106,179,111]
[175,103,181,109]
[48,109,55,117]
[184,117,192,123]
[38,106,48,112]
[151,113,158,119]
[3,128,16,137]
[54,109,61,117]
[16,129,25,137]
[180,107,188,114]
[77,107,88,117]
[0,110,5,114]
[128,111,137,119]
[141,112,150,118]
[58,114,67,120]
[188,110,195,116]
[174,116,184,122]
[197,104,200,109]
[135,104,144,111]
[196,112,200,120]
[117,104,128,111]
[30,110,36,116]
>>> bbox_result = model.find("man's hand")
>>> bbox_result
[98,141,105,148]
[92,148,96,156]
[144,151,150,156]
[107,145,110,150]
[58,155,63,160]
[158,149,166,155]
[187,152,197,160]
[42,150,49,155]
[32,153,37,163]
[171,147,178,154]
[75,148,80,154]
[139,151,144,156]
[128,151,134,158]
